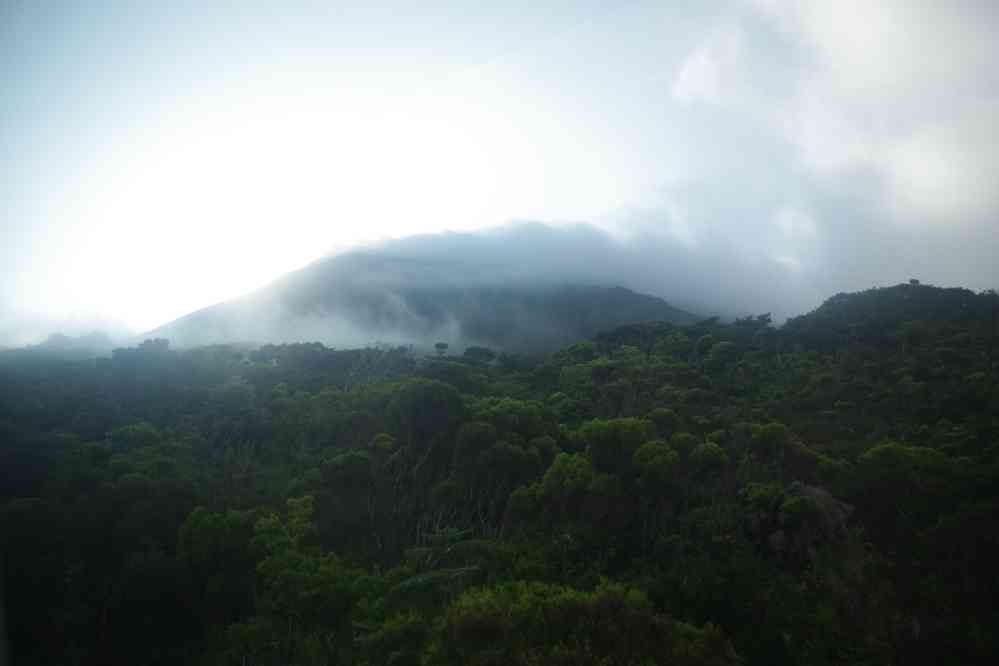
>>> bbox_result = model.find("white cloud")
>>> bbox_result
[672,25,743,104]
[880,123,997,221]
[774,206,817,240]
[753,0,999,223]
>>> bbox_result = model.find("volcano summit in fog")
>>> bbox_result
[147,224,698,351]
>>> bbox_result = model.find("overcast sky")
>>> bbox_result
[2,1,997,344]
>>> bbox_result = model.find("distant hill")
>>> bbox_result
[781,281,995,352]
[0,331,114,362]
[147,250,698,351]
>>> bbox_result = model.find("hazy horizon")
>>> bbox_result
[3,1,997,346]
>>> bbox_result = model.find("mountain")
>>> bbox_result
[146,249,699,351]
[0,330,115,362]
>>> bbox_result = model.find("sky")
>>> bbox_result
[2,0,997,345]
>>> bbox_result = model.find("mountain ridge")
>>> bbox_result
[146,249,699,350]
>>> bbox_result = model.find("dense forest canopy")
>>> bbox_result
[1,282,997,665]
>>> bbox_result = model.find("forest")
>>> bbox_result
[1,282,997,665]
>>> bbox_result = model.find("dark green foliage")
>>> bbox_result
[432,580,738,665]
[1,283,997,665]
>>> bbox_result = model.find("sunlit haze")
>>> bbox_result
[3,1,997,345]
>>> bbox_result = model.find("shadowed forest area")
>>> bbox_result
[2,282,998,665]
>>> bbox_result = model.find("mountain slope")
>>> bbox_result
[147,250,698,350]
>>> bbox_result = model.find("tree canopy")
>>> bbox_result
[1,282,997,665]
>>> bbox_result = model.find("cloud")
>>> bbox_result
[669,1,999,226]
[2,1,997,348]
[653,0,999,302]
[345,221,825,322]
[672,25,743,104]
[750,0,999,222]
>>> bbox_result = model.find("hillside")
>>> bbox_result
[147,249,698,350]
[0,331,115,362]
[1,282,997,665]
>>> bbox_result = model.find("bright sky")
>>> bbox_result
[2,1,997,344]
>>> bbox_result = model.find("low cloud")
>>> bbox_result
[745,0,999,223]
[337,222,825,322]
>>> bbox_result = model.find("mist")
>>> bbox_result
[337,222,815,319]
[139,217,991,353]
